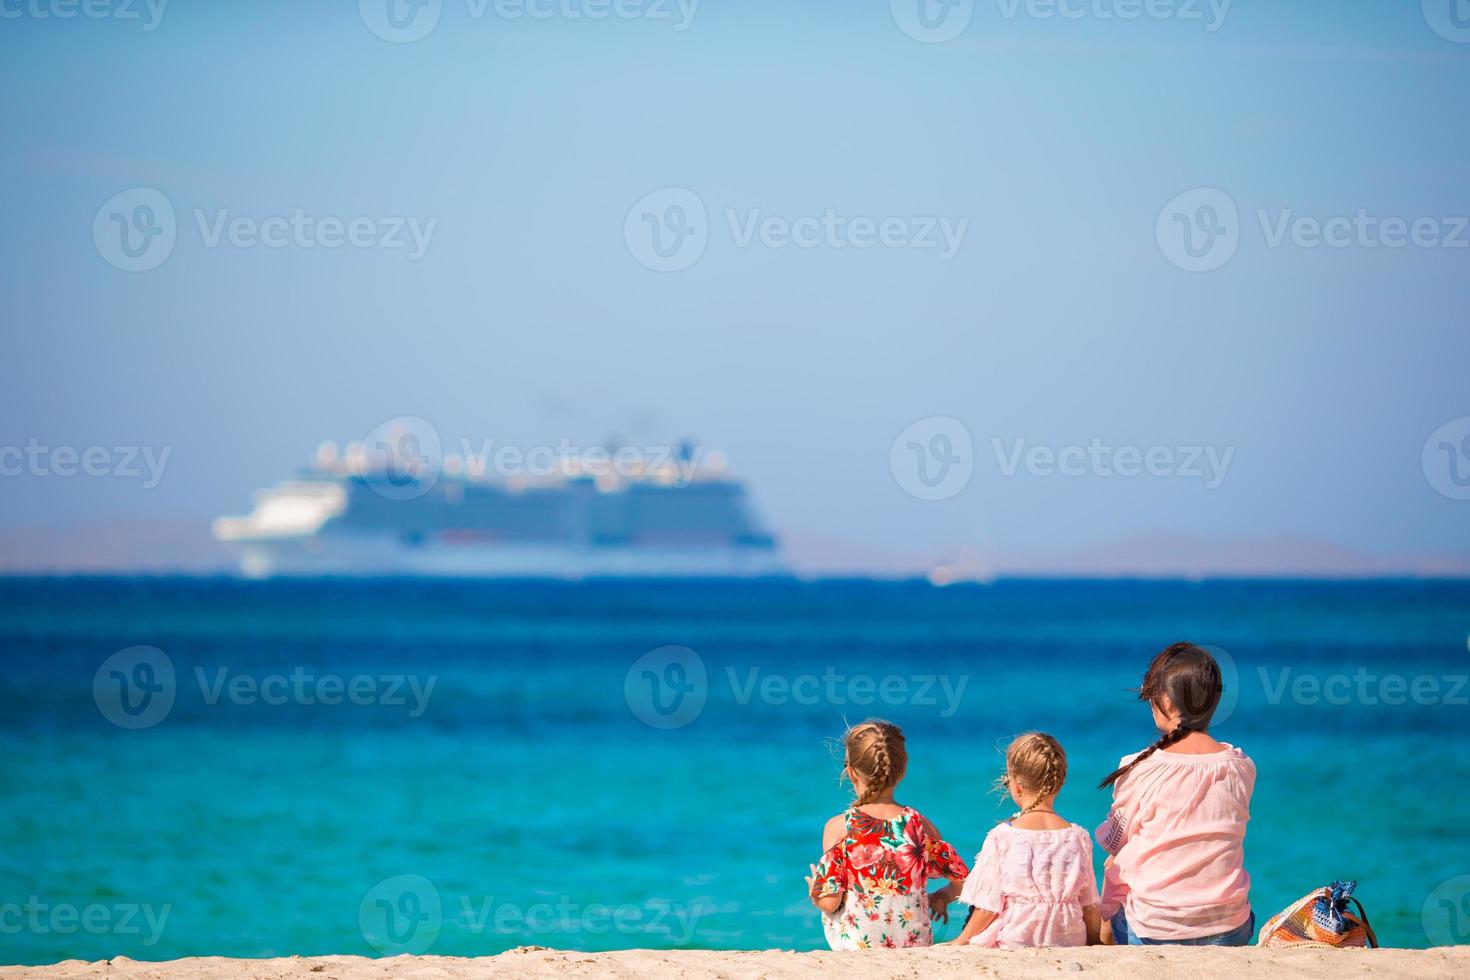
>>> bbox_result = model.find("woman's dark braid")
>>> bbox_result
[1098,725,1192,790]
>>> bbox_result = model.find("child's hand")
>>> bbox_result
[928,889,953,924]
[804,863,819,898]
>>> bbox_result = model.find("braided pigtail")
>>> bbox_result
[1002,732,1068,819]
[841,720,908,807]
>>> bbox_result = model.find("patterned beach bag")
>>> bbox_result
[1258,880,1378,948]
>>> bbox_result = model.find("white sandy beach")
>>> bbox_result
[4,946,1467,980]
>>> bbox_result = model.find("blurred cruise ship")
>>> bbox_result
[213,433,784,578]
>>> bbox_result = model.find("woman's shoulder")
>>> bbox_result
[1138,740,1253,770]
[1130,742,1256,804]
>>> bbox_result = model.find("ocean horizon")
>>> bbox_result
[3,576,1469,964]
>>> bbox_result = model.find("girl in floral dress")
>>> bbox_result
[806,720,971,950]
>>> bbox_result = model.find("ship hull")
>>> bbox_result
[232,534,787,579]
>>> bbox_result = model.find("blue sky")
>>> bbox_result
[2,1,1469,566]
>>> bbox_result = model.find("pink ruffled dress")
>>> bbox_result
[958,822,1099,948]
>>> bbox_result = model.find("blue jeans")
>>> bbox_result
[1111,909,1255,946]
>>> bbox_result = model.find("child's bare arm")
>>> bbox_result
[821,814,845,851]
[806,815,848,913]
[927,880,960,924]
[948,906,997,945]
[808,865,842,914]
[1083,904,1102,945]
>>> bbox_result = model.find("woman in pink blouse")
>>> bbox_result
[1096,642,1256,946]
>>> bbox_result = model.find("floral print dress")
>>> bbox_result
[809,805,971,950]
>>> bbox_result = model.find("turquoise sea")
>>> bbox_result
[2,577,1468,964]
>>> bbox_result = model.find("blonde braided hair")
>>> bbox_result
[996,731,1067,819]
[840,720,908,806]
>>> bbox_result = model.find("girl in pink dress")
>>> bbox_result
[949,732,1102,948]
